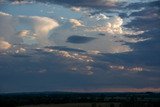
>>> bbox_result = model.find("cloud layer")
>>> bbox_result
[34,0,122,8]
[0,0,159,92]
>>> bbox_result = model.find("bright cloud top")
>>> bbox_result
[0,12,59,47]
[69,19,84,28]
[85,16,123,34]
[19,16,59,46]
[0,40,12,50]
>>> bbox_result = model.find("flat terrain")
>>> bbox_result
[20,103,120,107]
[0,92,160,107]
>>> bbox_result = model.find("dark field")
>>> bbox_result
[0,92,160,107]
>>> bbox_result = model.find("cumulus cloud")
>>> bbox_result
[86,16,123,34]
[19,16,59,46]
[69,19,84,28]
[0,40,11,50]
[71,7,81,12]
[0,11,59,47]
[86,15,146,36]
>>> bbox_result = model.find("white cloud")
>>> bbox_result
[86,16,123,34]
[86,16,145,36]
[15,47,26,54]
[18,30,32,37]
[69,19,84,28]
[109,65,144,72]
[18,15,59,46]
[90,13,109,20]
[97,13,109,20]
[43,48,94,62]
[71,7,81,12]
[0,40,11,50]
[0,11,59,47]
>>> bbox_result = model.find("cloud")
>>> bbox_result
[0,0,5,3]
[0,40,11,50]
[109,65,144,72]
[19,15,59,46]
[71,7,81,12]
[87,50,101,55]
[86,13,145,36]
[86,16,123,34]
[69,19,84,28]
[109,45,132,53]
[90,13,109,20]
[18,30,31,37]
[34,0,123,8]
[15,47,26,54]
[0,12,21,44]
[1,0,160,92]
[42,47,94,63]
[11,0,33,5]
[46,46,86,53]
[0,11,59,47]
[125,1,160,31]
[67,35,96,44]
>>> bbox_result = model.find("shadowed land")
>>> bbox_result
[0,92,160,107]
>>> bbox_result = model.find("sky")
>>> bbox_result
[0,0,160,93]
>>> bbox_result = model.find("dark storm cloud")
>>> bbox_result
[66,35,96,44]
[1,0,160,92]
[126,9,160,30]
[92,52,160,87]
[35,0,123,8]
[11,54,31,58]
[98,33,106,36]
[1,51,159,92]
[0,48,94,92]
[10,0,125,9]
[91,0,160,87]
[125,0,160,10]
[0,55,92,92]
[124,31,160,68]
[119,0,160,18]
[124,0,160,55]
